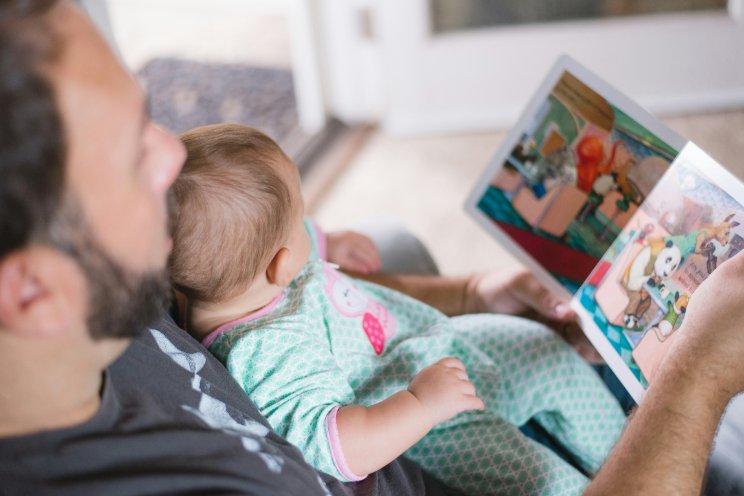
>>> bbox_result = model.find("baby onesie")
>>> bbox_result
[205,221,625,495]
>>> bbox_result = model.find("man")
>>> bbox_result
[0,1,742,494]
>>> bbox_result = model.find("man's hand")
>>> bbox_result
[586,252,744,496]
[408,357,485,427]
[466,267,602,363]
[326,230,382,274]
[466,266,570,318]
[670,251,744,398]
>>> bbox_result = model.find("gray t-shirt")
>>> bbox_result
[0,316,460,496]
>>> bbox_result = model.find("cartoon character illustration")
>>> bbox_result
[699,238,727,274]
[508,139,559,199]
[695,213,739,273]
[576,141,631,223]
[575,135,608,193]
[621,238,683,329]
[524,159,553,198]
[650,292,688,341]
[577,173,616,223]
[622,288,652,331]
[324,265,396,355]
[543,145,576,188]
[632,292,689,384]
[670,214,739,257]
[612,161,636,201]
[510,142,538,169]
[575,138,628,194]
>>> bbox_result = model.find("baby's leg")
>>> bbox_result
[406,413,589,496]
[452,314,626,475]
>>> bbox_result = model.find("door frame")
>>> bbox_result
[317,0,744,135]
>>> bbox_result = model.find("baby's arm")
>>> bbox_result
[336,357,484,477]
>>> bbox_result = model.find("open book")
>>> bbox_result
[465,55,744,402]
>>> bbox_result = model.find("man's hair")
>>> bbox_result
[0,0,65,259]
[170,124,295,303]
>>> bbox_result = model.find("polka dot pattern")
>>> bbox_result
[209,260,626,494]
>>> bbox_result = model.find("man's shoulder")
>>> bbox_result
[112,315,271,423]
[0,315,333,496]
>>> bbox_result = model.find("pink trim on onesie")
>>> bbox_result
[201,292,285,348]
[309,218,327,260]
[325,406,367,481]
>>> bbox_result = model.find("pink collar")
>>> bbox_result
[201,291,285,348]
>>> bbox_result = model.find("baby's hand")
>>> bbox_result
[326,230,382,274]
[408,357,485,427]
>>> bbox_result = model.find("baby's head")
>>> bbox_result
[169,124,310,306]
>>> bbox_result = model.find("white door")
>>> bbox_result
[317,0,744,135]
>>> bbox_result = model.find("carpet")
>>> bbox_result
[137,58,309,161]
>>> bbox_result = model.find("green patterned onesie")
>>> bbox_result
[204,221,625,495]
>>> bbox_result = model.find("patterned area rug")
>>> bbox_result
[137,58,309,161]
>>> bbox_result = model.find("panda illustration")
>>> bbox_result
[621,238,683,329]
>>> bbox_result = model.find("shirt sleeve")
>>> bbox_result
[223,324,365,482]
[304,217,327,261]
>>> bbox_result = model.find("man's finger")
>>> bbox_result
[348,253,375,274]
[558,322,604,364]
[513,275,574,321]
[356,239,382,270]
[553,302,575,320]
[539,291,575,321]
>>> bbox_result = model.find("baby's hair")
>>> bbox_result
[169,124,295,303]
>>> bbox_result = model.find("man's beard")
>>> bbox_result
[48,198,171,340]
[77,239,171,340]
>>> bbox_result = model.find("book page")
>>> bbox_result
[573,143,744,401]
[466,56,684,301]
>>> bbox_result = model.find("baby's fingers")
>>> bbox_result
[437,357,466,371]
[459,377,477,395]
[461,393,486,412]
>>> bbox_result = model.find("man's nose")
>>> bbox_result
[150,125,186,194]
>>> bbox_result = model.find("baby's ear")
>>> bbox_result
[266,248,294,287]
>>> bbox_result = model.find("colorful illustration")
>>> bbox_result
[467,58,739,400]
[476,70,677,293]
[577,158,744,386]
[324,264,397,355]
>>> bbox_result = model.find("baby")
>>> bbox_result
[169,124,625,496]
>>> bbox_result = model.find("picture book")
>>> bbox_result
[465,56,744,401]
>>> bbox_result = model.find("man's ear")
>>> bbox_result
[266,247,294,288]
[0,249,80,339]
